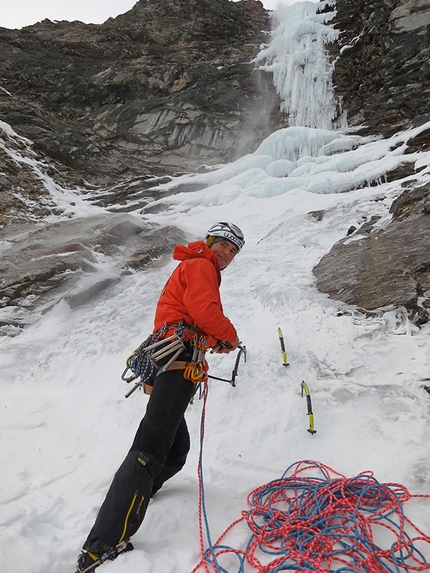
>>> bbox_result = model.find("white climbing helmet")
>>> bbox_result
[205,222,245,252]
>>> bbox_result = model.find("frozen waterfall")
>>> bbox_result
[255,0,340,131]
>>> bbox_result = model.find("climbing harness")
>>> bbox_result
[207,344,247,387]
[193,457,430,573]
[121,321,245,397]
[277,326,289,366]
[301,380,317,435]
[122,320,208,398]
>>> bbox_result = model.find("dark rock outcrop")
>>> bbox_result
[1,0,284,333]
[313,182,430,325]
[312,0,430,325]
[330,0,430,142]
[0,214,185,335]
[0,0,284,185]
[0,123,84,225]
[2,0,430,331]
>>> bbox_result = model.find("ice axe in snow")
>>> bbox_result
[278,327,289,366]
[301,381,317,435]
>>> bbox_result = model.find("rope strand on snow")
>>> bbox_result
[193,399,430,573]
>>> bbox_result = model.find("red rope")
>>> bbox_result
[192,457,430,573]
[195,382,211,573]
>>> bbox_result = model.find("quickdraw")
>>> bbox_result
[122,323,186,398]
[184,361,208,383]
[122,320,246,398]
[182,333,210,384]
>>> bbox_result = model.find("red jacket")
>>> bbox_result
[153,241,237,348]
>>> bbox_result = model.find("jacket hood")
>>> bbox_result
[173,240,221,278]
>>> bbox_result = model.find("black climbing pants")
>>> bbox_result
[84,346,198,549]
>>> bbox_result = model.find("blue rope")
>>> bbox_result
[196,455,430,573]
[198,383,225,573]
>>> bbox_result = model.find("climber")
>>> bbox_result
[75,221,245,573]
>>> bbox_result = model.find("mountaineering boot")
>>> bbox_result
[75,539,134,573]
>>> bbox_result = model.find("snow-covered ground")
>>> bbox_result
[1,2,430,572]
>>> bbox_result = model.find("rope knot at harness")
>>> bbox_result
[193,424,430,573]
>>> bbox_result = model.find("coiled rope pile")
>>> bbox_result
[193,386,430,573]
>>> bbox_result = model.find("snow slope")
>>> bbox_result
[1,2,430,572]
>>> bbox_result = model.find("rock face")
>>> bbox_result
[0,0,284,184]
[0,214,185,335]
[0,0,284,333]
[312,0,430,326]
[330,0,430,140]
[1,0,430,331]
[313,183,430,325]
